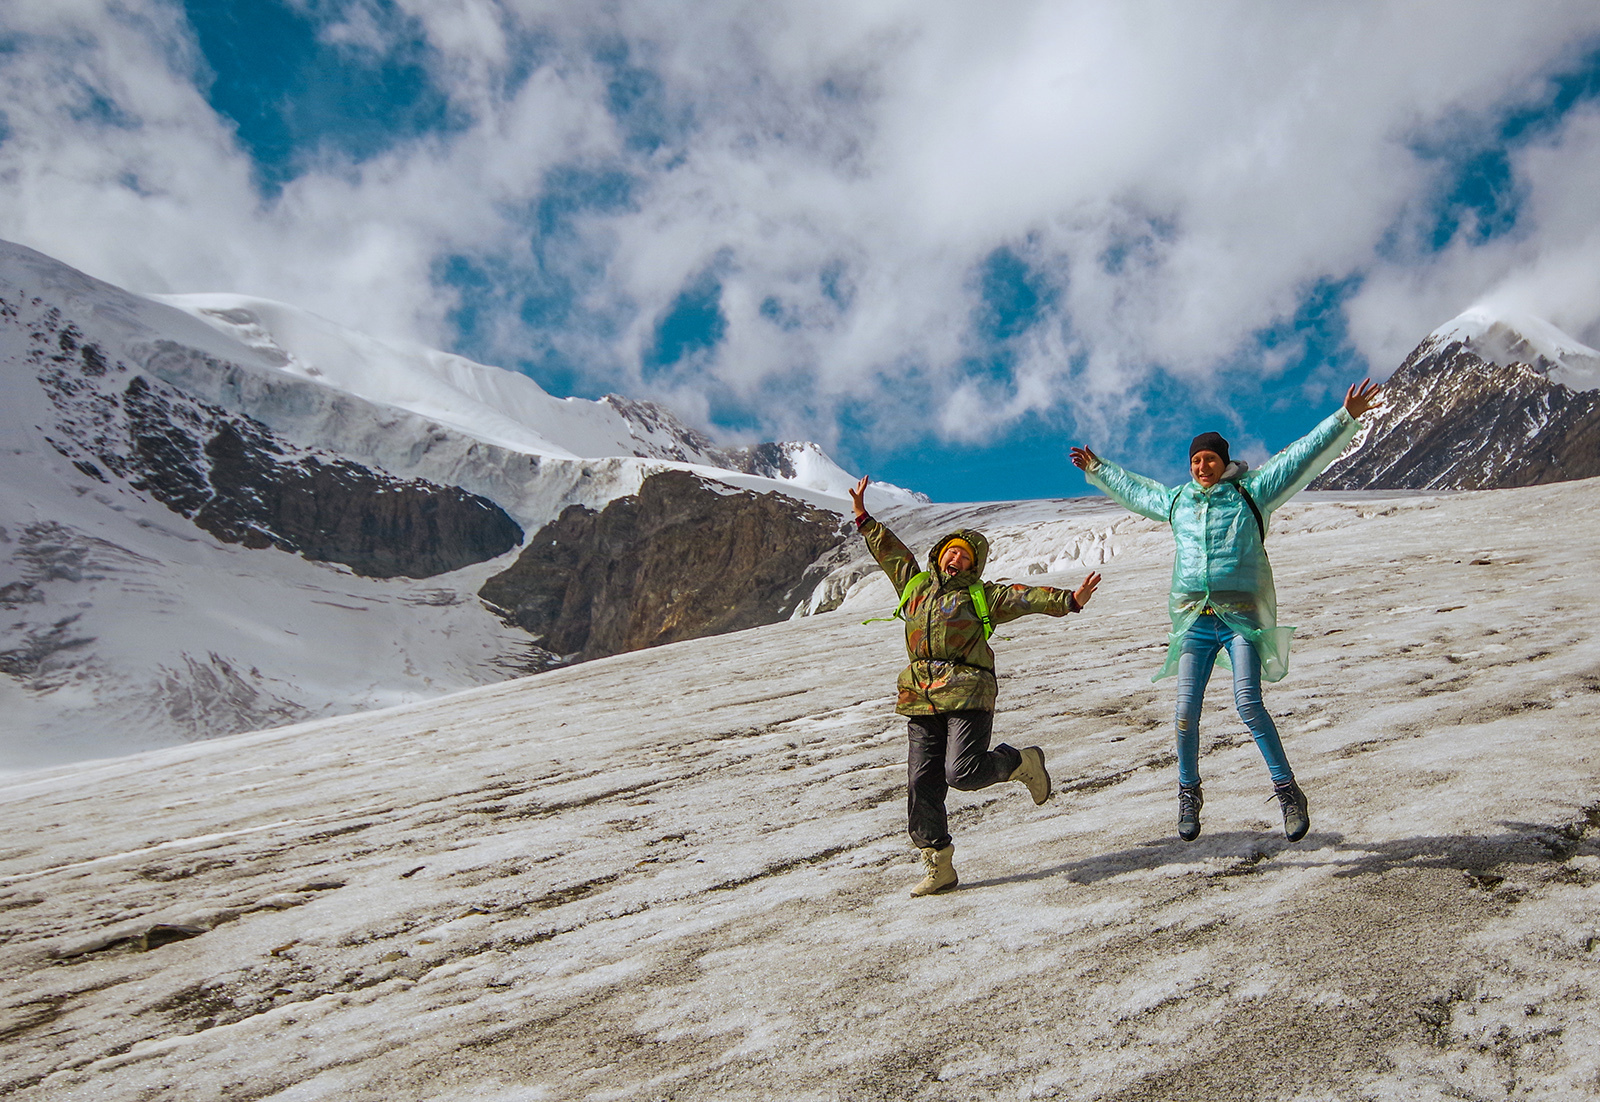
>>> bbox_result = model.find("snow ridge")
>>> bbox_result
[155,291,924,511]
[1431,308,1600,392]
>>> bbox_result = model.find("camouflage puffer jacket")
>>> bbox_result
[859,517,1080,715]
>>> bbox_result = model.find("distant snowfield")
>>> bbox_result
[2,479,1598,1100]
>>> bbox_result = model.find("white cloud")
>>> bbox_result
[3,0,1600,455]
[1348,100,1600,360]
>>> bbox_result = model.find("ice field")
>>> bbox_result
[2,478,1598,1100]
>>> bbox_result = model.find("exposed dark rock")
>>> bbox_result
[191,418,522,579]
[480,470,848,661]
[0,614,94,679]
[1314,336,1600,491]
[723,440,799,480]
[599,394,808,480]
[23,303,522,578]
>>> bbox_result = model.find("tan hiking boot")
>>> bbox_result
[1009,746,1051,805]
[910,844,957,897]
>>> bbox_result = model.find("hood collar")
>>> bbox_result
[929,527,990,579]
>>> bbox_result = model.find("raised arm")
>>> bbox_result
[851,475,923,596]
[1245,378,1381,512]
[1072,446,1176,523]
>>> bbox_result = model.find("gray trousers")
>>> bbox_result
[906,710,1022,850]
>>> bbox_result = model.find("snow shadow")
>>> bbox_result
[960,819,1595,890]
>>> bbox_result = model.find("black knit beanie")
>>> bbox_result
[1189,431,1230,465]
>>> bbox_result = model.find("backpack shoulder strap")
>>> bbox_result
[861,571,931,625]
[1235,483,1266,542]
[968,583,993,640]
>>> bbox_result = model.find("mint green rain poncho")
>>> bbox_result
[1085,407,1362,683]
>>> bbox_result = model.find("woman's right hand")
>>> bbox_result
[1074,571,1102,608]
[1069,446,1099,472]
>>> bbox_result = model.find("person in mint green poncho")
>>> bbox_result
[1069,379,1382,844]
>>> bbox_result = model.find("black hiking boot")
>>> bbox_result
[1274,779,1309,842]
[1177,781,1203,842]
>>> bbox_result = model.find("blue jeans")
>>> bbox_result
[1174,614,1293,787]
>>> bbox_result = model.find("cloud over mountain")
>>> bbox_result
[3,2,1600,478]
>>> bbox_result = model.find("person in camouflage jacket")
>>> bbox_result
[850,476,1101,897]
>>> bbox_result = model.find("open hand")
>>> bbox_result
[1069,446,1100,472]
[848,475,869,520]
[1344,378,1383,418]
[1074,571,1102,609]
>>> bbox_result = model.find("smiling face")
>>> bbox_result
[938,543,974,573]
[1191,449,1224,487]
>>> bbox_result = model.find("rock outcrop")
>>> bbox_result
[1313,335,1600,491]
[479,470,848,660]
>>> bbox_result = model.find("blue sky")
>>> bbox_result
[6,3,1600,499]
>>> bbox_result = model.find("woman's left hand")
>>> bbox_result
[848,475,870,520]
[1344,378,1383,418]
[1074,572,1102,609]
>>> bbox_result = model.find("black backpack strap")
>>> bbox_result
[1236,483,1265,542]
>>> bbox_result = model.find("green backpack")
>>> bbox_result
[863,571,993,639]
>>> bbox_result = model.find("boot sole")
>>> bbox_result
[910,877,959,897]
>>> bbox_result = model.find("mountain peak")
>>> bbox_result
[1430,308,1600,392]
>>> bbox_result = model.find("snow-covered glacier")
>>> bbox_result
[0,239,919,767]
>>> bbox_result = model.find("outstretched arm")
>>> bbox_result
[1072,445,1176,523]
[1248,378,1382,511]
[851,475,922,596]
[988,571,1102,623]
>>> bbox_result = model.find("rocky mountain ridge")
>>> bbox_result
[20,297,523,579]
[1314,319,1600,491]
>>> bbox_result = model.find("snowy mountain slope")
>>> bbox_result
[1,478,1596,1099]
[0,319,541,766]
[1315,312,1600,491]
[2,236,917,536]
[153,290,922,513]
[0,251,546,767]
[0,240,920,765]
